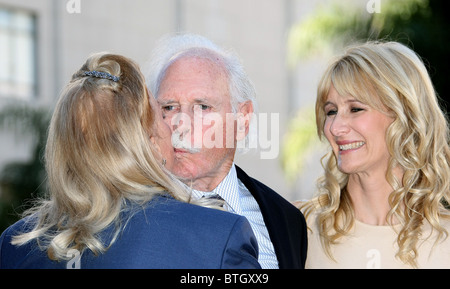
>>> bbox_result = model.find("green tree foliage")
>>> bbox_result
[0,105,51,231]
[281,106,323,182]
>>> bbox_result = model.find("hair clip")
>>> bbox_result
[84,70,120,82]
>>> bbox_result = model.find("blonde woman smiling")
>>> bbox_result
[298,41,450,268]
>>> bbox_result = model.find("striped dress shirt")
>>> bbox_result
[191,164,279,269]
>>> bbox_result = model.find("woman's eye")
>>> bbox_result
[351,107,364,113]
[326,109,337,116]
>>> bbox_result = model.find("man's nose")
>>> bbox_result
[172,111,192,133]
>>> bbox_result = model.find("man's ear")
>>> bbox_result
[236,101,253,141]
[150,135,162,156]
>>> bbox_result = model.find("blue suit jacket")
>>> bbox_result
[0,195,261,269]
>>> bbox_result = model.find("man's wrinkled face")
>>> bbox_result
[157,57,250,188]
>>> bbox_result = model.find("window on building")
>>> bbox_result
[0,7,37,100]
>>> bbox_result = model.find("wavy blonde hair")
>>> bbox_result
[302,41,450,267]
[12,52,220,261]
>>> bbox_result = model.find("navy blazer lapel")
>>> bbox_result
[235,165,307,269]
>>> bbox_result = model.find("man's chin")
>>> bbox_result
[175,173,198,187]
[170,160,198,181]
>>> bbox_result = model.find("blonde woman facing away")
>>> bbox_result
[0,52,260,269]
[298,41,450,268]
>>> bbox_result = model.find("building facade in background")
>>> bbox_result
[0,0,327,202]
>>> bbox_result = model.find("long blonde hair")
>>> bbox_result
[12,52,218,261]
[303,41,450,267]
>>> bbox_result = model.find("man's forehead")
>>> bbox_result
[165,56,227,80]
[169,47,227,69]
[157,97,219,105]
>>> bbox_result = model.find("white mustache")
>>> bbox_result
[171,130,201,153]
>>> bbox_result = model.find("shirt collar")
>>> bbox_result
[190,164,241,214]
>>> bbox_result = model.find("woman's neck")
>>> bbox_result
[347,167,403,226]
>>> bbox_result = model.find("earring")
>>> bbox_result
[162,159,167,166]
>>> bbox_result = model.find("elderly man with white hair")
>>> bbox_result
[145,33,307,269]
